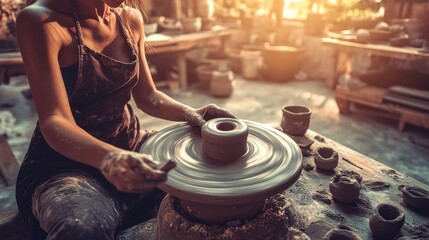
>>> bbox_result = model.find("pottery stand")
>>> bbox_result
[140,119,302,240]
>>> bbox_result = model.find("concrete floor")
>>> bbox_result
[1,75,428,206]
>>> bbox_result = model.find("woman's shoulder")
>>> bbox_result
[16,2,71,29]
[118,6,144,30]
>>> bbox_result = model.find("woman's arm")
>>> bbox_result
[16,6,166,193]
[128,8,235,126]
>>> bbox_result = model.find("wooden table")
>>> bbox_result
[0,28,239,88]
[146,28,239,89]
[0,52,24,85]
[322,38,429,89]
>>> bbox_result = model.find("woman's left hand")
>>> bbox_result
[184,104,237,127]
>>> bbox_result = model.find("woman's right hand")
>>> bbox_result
[100,151,168,193]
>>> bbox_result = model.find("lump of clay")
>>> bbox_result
[400,185,429,211]
[329,175,361,204]
[369,203,405,240]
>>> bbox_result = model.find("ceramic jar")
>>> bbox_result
[369,204,405,240]
[201,118,249,161]
[196,0,215,19]
[241,51,261,80]
[329,175,361,204]
[280,105,311,136]
[400,185,429,211]
[314,147,339,170]
[210,70,234,98]
[181,17,202,33]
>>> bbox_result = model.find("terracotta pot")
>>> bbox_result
[329,176,361,204]
[201,118,248,161]
[314,147,339,170]
[369,204,405,240]
[324,225,363,240]
[181,17,202,33]
[280,105,311,136]
[260,46,303,82]
[210,71,234,98]
[400,185,429,211]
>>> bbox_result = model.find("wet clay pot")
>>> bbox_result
[201,118,249,161]
[323,225,363,240]
[329,176,361,204]
[314,147,339,170]
[210,70,234,98]
[369,203,405,240]
[280,105,311,136]
[400,185,429,211]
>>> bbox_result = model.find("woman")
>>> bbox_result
[15,0,235,239]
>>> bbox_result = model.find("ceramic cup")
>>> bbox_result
[369,203,405,240]
[280,105,311,136]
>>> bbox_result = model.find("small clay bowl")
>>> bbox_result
[369,203,405,240]
[329,176,361,204]
[202,118,249,161]
[400,185,429,211]
[324,225,363,240]
[314,147,339,170]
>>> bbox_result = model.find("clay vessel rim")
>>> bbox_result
[401,185,429,199]
[140,120,303,205]
[282,105,312,115]
[375,204,405,222]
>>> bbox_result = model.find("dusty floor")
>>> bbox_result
[1,75,429,199]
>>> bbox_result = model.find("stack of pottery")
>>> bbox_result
[181,17,202,33]
[210,70,234,98]
[259,46,303,82]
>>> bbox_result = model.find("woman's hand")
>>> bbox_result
[184,104,237,127]
[100,151,168,193]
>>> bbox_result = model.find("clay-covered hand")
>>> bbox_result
[184,104,237,127]
[100,151,167,193]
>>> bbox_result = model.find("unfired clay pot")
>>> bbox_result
[314,147,339,170]
[329,175,361,204]
[281,105,311,136]
[369,203,405,240]
[400,185,429,211]
[201,118,248,161]
[323,225,363,240]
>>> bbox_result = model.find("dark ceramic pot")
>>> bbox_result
[369,204,405,240]
[323,225,363,240]
[400,185,429,211]
[314,147,339,170]
[280,105,311,136]
[201,118,248,161]
[329,176,361,204]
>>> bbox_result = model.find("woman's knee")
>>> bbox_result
[46,216,116,240]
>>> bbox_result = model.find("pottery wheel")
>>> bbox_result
[140,120,302,205]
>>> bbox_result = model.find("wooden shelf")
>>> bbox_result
[336,85,429,131]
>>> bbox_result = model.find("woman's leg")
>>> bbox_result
[31,170,126,240]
